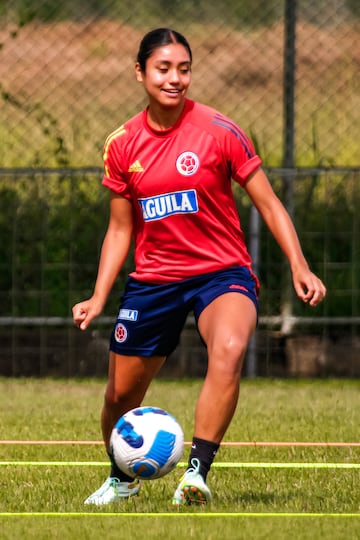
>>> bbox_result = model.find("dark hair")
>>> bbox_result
[136,28,192,72]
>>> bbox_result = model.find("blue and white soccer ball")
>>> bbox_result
[110,406,184,480]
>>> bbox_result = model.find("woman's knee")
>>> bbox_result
[212,333,248,359]
[207,334,249,376]
[104,386,125,409]
[104,353,165,409]
[103,380,140,410]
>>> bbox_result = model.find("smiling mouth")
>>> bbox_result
[162,89,182,94]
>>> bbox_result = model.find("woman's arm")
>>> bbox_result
[72,192,133,330]
[244,168,326,306]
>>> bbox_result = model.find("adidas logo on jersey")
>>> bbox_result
[139,189,199,222]
[128,160,144,172]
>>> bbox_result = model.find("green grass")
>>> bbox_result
[0,378,359,539]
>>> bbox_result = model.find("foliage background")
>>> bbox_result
[0,0,359,167]
[0,1,359,375]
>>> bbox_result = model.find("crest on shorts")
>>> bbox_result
[114,322,128,343]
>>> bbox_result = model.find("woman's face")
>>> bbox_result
[135,43,192,110]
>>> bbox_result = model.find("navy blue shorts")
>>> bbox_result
[109,266,259,357]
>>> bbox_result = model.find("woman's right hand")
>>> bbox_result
[72,297,104,331]
[72,193,133,332]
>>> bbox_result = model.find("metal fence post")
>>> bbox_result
[281,0,297,335]
[246,205,261,377]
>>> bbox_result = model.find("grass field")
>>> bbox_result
[0,377,359,539]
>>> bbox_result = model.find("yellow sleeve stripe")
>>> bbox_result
[103,125,126,161]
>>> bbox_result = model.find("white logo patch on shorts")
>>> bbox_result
[114,322,128,343]
[119,308,138,321]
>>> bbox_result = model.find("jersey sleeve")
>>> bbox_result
[214,114,262,186]
[101,127,132,200]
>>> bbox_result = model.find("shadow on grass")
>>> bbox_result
[223,489,301,508]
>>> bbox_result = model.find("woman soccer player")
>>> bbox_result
[72,28,326,506]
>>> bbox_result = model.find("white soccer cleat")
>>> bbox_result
[172,458,212,505]
[84,476,141,505]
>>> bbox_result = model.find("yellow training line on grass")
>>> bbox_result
[0,512,359,518]
[0,461,359,469]
[1,440,359,447]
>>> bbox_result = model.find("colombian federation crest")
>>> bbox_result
[176,151,200,176]
[114,322,128,343]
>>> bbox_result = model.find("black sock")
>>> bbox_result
[188,437,220,482]
[108,451,134,482]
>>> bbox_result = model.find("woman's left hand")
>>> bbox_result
[291,267,327,307]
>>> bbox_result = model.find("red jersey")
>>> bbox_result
[102,99,262,283]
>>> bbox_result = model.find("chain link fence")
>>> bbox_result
[0,1,359,377]
[0,167,359,377]
[1,1,359,168]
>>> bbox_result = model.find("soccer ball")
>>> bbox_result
[110,406,184,480]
